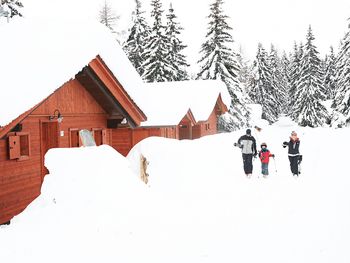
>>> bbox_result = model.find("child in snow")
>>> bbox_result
[258,142,275,177]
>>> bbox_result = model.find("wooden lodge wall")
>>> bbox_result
[111,107,220,157]
[0,79,113,224]
[112,126,178,156]
[192,108,218,139]
[0,73,225,224]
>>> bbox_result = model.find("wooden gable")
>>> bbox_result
[179,109,196,140]
[86,56,147,127]
[215,93,229,115]
[0,56,146,140]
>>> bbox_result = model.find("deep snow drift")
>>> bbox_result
[1,117,350,263]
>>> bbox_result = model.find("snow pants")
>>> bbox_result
[261,163,269,175]
[288,156,299,175]
[242,153,253,174]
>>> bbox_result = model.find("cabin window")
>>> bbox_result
[8,132,30,160]
[79,129,96,147]
[69,129,80,147]
[92,128,107,146]
[205,123,210,130]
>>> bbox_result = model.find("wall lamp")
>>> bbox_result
[49,109,63,123]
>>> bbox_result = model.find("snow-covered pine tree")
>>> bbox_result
[319,54,329,99]
[236,46,254,102]
[288,42,303,120]
[332,20,350,126]
[324,46,337,100]
[165,3,189,81]
[123,0,151,76]
[248,43,279,123]
[268,45,287,115]
[98,0,126,44]
[292,25,329,127]
[197,0,249,131]
[99,0,119,33]
[0,0,23,18]
[280,52,292,114]
[141,0,175,82]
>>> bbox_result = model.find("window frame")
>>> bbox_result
[8,132,31,161]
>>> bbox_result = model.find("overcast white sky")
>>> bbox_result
[24,0,350,69]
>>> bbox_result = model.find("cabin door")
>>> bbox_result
[179,121,192,140]
[40,121,59,178]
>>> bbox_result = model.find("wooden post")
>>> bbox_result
[140,154,149,184]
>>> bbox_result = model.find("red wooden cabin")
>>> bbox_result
[112,81,230,155]
[0,19,231,225]
[0,56,146,224]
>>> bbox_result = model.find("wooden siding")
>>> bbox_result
[111,126,178,156]
[0,80,115,224]
[193,108,218,139]
[88,57,146,126]
[179,112,196,140]
[111,128,133,157]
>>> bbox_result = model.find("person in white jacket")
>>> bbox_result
[236,129,257,177]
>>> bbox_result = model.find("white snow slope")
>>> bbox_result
[1,116,350,263]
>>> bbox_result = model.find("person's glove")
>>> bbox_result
[234,143,242,148]
[253,153,257,158]
[272,154,275,158]
[282,141,288,148]
[298,155,303,164]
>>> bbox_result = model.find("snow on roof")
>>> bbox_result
[0,17,144,127]
[0,17,231,129]
[139,80,231,126]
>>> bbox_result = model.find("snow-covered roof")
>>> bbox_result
[0,18,144,127]
[0,17,231,129]
[139,80,231,126]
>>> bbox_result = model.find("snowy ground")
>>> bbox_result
[1,117,350,263]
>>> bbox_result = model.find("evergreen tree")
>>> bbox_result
[123,0,151,76]
[1,0,22,18]
[324,46,337,100]
[288,42,303,119]
[197,0,249,131]
[333,20,350,126]
[99,0,119,32]
[280,51,292,114]
[98,0,125,44]
[165,3,189,81]
[319,55,328,98]
[141,0,175,82]
[268,45,287,115]
[292,26,329,127]
[248,43,279,123]
[236,46,254,102]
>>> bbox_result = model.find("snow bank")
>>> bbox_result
[1,120,350,263]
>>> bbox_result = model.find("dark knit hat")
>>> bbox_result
[246,128,251,135]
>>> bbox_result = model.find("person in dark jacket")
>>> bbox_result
[258,142,275,178]
[237,129,257,177]
[283,131,302,176]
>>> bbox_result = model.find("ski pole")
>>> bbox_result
[253,126,263,149]
[273,157,277,173]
